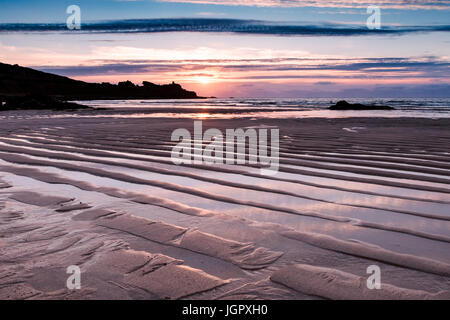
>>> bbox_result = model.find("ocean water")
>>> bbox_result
[77,98,450,119]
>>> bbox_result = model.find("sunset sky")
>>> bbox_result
[0,0,448,97]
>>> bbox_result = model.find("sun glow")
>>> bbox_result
[192,74,217,84]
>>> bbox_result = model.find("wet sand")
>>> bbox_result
[0,114,449,300]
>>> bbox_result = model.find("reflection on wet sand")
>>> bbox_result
[0,111,449,299]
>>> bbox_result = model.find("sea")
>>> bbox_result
[76,97,450,119]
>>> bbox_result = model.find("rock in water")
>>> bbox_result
[329,100,394,110]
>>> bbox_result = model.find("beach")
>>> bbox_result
[0,106,449,300]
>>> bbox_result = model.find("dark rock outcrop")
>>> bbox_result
[0,62,200,101]
[329,100,394,110]
[1,94,90,111]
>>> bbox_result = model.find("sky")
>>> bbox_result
[0,0,449,98]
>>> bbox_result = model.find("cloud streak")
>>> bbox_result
[159,0,450,10]
[34,56,450,80]
[160,0,450,9]
[1,19,448,36]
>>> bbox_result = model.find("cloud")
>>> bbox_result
[315,81,336,85]
[37,57,448,98]
[334,83,450,98]
[196,11,227,16]
[33,56,450,80]
[158,0,450,10]
[0,19,448,36]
